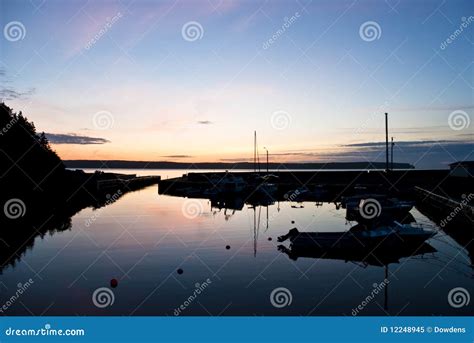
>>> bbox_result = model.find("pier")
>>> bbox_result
[97,175,161,192]
[415,186,474,228]
[158,169,468,199]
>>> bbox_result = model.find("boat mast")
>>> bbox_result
[254,131,261,173]
[385,113,389,172]
[391,137,394,171]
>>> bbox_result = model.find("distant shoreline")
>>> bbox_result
[64,160,415,170]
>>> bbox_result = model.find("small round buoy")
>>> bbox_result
[291,220,295,224]
[110,278,118,288]
[177,268,183,275]
[268,237,272,241]
[225,245,231,250]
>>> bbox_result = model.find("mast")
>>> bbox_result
[385,113,389,172]
[254,131,256,173]
[266,149,269,174]
[391,137,394,171]
[264,147,269,174]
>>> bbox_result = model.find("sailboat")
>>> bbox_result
[249,131,278,198]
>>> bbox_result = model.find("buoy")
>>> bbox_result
[110,278,118,288]
[177,268,183,275]
[225,245,231,250]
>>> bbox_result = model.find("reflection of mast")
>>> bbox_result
[252,206,262,257]
[265,205,269,232]
[384,265,389,311]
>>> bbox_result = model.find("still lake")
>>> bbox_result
[1,169,472,316]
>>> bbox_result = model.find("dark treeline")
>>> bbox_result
[0,103,133,273]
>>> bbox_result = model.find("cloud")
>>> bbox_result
[161,155,192,158]
[219,158,253,162]
[237,140,474,169]
[0,87,35,100]
[46,133,110,145]
[343,140,472,148]
[197,120,213,125]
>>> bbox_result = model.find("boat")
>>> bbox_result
[341,194,388,209]
[206,174,247,195]
[345,196,415,221]
[278,221,436,250]
[278,238,436,266]
[284,185,328,202]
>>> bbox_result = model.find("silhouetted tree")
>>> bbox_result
[0,103,65,193]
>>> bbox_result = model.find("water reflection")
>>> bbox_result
[0,189,125,274]
[1,170,472,316]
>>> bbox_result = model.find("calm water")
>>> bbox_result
[1,169,472,316]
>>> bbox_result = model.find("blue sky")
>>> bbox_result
[0,0,472,168]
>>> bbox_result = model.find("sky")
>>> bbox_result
[0,0,472,169]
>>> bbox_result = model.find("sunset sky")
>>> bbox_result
[1,0,472,168]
